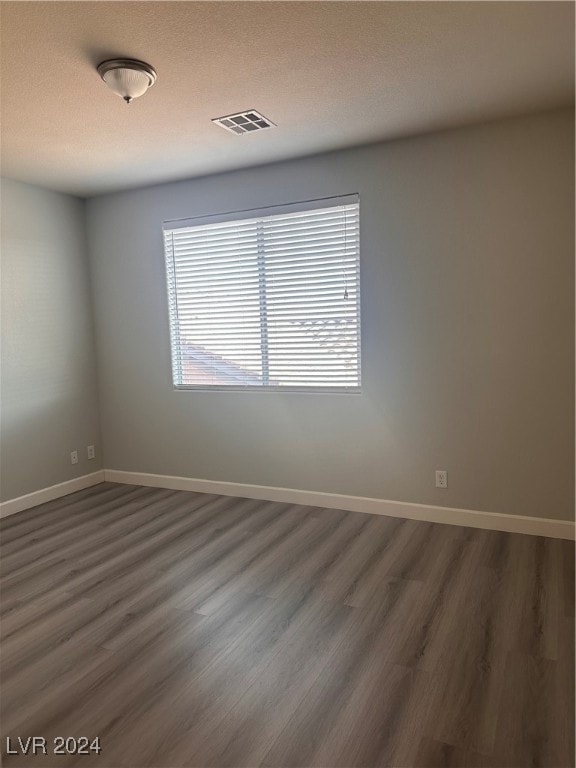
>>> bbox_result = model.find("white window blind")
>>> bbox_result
[163,195,360,391]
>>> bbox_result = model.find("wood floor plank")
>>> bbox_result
[151,586,355,768]
[493,651,573,767]
[260,579,430,768]
[505,534,562,661]
[413,738,496,767]
[0,482,572,768]
[0,483,144,543]
[0,487,179,579]
[421,563,508,754]
[561,538,575,618]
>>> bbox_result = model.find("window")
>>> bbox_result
[163,195,360,391]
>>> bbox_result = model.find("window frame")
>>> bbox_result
[163,194,362,394]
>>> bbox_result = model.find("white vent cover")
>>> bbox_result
[212,110,275,135]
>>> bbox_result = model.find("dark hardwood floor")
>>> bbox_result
[0,482,574,767]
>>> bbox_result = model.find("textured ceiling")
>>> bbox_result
[1,1,574,197]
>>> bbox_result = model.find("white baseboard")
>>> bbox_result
[0,471,106,519]
[104,470,575,540]
[2,468,572,540]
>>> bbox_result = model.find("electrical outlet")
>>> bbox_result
[435,470,448,489]
[87,445,96,460]
[70,450,79,465]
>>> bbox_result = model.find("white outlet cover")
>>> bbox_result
[71,451,79,465]
[87,445,95,460]
[435,470,448,488]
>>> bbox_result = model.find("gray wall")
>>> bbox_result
[1,179,102,500]
[86,109,574,520]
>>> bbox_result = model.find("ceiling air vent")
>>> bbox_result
[212,110,275,135]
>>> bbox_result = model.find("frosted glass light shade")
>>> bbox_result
[97,59,157,104]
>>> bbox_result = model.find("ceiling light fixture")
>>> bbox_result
[97,59,157,104]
